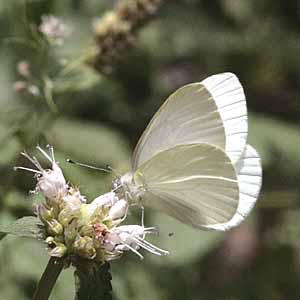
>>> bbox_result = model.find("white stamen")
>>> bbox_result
[118,241,144,259]
[143,227,158,233]
[131,236,163,256]
[136,236,169,255]
[21,151,44,172]
[47,144,55,161]
[36,145,53,163]
[13,166,42,174]
[32,156,44,170]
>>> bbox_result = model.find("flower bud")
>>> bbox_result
[46,219,64,235]
[64,219,77,247]
[46,235,64,245]
[73,236,96,259]
[37,204,53,224]
[58,206,79,227]
[49,243,67,257]
[46,236,55,245]
[17,61,30,77]
[79,225,94,237]
[13,81,27,93]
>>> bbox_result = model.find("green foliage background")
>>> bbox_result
[0,0,300,299]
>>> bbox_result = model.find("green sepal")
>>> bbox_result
[74,261,112,300]
[0,216,44,239]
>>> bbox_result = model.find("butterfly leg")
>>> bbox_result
[141,206,145,228]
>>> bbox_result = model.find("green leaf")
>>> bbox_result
[75,262,112,300]
[0,216,44,239]
[0,236,69,299]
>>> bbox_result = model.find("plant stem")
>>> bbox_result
[33,257,64,300]
[74,261,112,300]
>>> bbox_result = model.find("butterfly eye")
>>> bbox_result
[112,178,121,191]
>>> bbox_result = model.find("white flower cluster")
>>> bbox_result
[15,146,168,261]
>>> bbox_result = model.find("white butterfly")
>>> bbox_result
[114,73,262,231]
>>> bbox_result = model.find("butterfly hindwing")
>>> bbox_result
[133,143,239,229]
[204,144,262,231]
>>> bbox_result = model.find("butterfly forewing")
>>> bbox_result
[132,73,248,171]
[134,143,239,229]
[201,73,248,163]
[132,83,226,170]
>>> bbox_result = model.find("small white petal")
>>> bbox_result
[87,192,117,215]
[105,225,168,258]
[108,199,128,220]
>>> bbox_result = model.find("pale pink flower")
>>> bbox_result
[17,61,30,78]
[88,191,118,212]
[14,145,68,200]
[39,15,70,45]
[87,192,128,223]
[13,81,27,93]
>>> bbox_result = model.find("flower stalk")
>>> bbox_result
[32,257,64,300]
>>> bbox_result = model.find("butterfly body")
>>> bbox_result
[118,171,146,204]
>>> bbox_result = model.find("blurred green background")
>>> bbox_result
[0,0,300,299]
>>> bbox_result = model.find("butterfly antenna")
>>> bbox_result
[66,158,111,174]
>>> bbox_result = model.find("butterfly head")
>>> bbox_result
[112,176,122,191]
